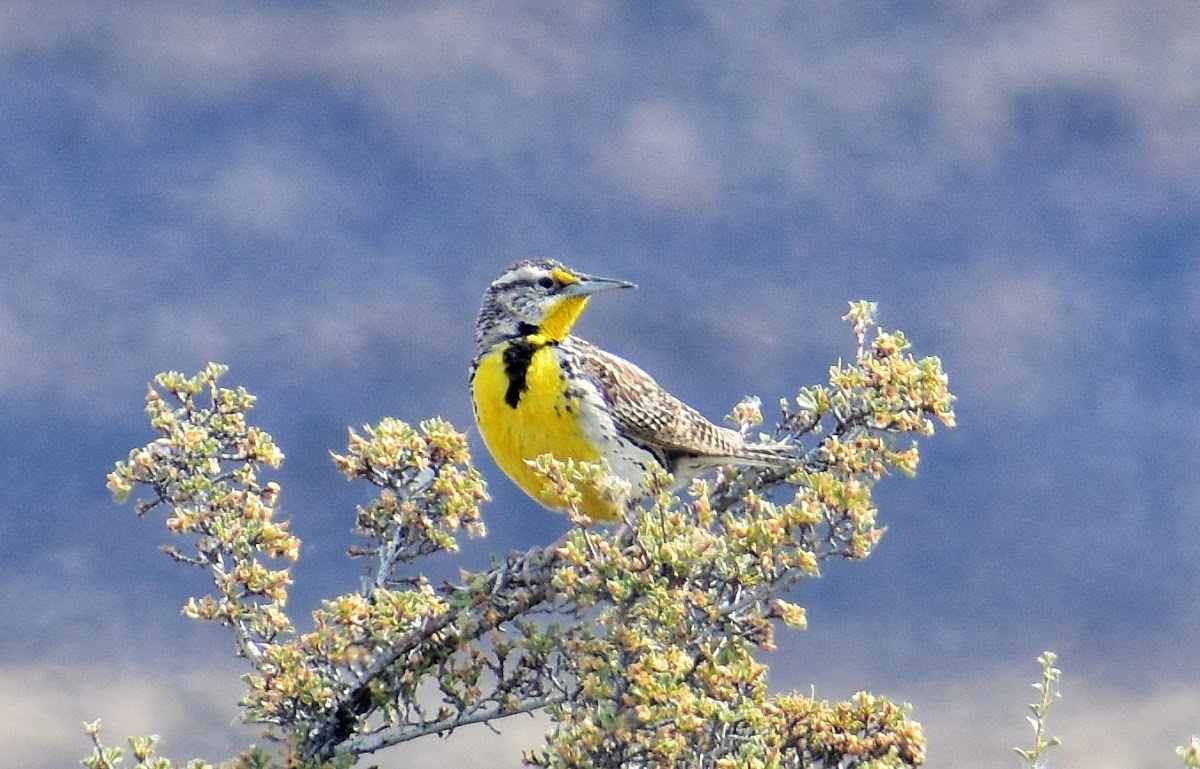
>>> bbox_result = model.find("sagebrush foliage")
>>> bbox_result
[93,303,955,769]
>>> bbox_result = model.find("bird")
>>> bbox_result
[469,259,793,523]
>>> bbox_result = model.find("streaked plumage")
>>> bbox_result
[470,259,792,522]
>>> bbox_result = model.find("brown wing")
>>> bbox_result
[564,337,791,466]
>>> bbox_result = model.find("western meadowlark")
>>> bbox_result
[470,259,793,522]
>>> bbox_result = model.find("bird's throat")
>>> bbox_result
[539,296,590,342]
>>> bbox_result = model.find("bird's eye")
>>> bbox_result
[537,276,556,290]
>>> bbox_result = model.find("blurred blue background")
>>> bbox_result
[2,2,1198,766]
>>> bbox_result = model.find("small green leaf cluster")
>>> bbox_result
[1179,736,1200,767]
[790,303,954,449]
[765,302,956,566]
[1014,652,1062,768]
[81,719,275,769]
[107,363,296,649]
[249,418,492,752]
[332,417,488,556]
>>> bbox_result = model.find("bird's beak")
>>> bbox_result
[557,273,637,297]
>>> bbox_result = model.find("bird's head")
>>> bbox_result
[476,259,635,350]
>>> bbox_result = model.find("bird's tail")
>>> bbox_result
[730,439,797,470]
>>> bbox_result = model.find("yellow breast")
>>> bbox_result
[472,342,621,522]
